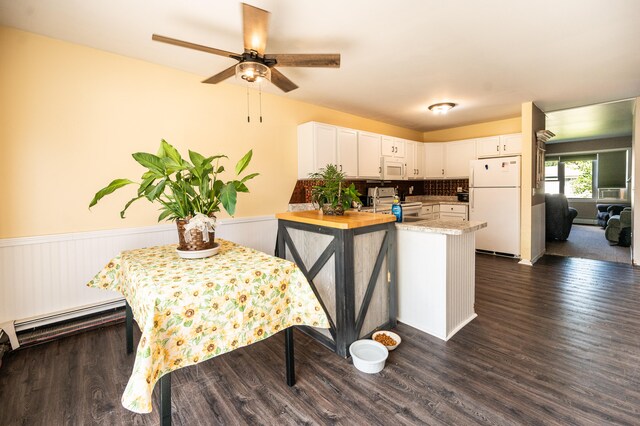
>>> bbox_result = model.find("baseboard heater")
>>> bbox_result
[13,300,126,349]
[475,249,519,258]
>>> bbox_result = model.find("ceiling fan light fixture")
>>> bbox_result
[428,102,457,114]
[236,61,271,84]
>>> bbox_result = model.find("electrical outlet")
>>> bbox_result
[457,186,463,192]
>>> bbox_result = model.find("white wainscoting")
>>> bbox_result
[0,216,277,328]
[531,202,546,264]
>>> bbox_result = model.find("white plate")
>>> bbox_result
[176,242,220,259]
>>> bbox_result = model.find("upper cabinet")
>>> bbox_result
[499,133,522,156]
[298,122,359,179]
[298,122,337,179]
[337,128,358,177]
[405,141,425,180]
[424,142,445,179]
[381,136,406,158]
[475,136,501,158]
[298,121,519,182]
[444,139,477,178]
[424,140,476,179]
[476,133,522,158]
[358,131,382,179]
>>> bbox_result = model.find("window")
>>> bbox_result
[544,155,595,199]
[563,160,593,198]
[544,160,559,194]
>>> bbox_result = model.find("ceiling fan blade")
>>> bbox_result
[270,68,298,93]
[202,65,237,84]
[264,54,341,68]
[152,34,240,59]
[242,3,269,55]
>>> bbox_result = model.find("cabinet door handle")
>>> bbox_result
[339,164,343,172]
[496,145,499,152]
[442,169,444,175]
[379,166,382,173]
[503,144,506,151]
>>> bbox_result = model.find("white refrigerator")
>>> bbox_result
[469,156,521,256]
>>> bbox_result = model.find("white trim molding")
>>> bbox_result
[0,215,277,327]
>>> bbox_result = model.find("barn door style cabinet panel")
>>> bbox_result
[275,211,397,357]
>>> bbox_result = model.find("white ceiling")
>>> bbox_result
[1,0,640,132]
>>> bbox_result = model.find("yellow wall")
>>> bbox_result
[422,117,521,142]
[0,27,421,238]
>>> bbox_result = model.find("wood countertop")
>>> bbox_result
[276,210,396,229]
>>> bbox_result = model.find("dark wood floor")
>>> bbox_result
[2,254,639,425]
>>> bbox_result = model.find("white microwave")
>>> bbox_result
[380,157,405,180]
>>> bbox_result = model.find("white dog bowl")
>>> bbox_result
[349,339,389,374]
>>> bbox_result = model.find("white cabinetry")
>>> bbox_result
[337,128,358,177]
[381,136,405,158]
[444,139,476,179]
[439,204,468,221]
[405,140,425,180]
[297,122,337,179]
[297,122,361,179]
[500,133,522,156]
[419,204,440,220]
[475,136,501,158]
[358,131,382,179]
[424,143,445,179]
[476,133,522,158]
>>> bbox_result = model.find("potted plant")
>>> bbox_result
[89,139,258,253]
[309,164,361,215]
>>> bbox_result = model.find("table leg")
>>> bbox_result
[125,301,133,355]
[285,327,295,386]
[160,373,171,426]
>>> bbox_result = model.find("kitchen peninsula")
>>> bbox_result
[396,219,487,340]
[275,210,397,357]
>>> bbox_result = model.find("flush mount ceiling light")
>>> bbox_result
[428,102,457,114]
[236,61,271,84]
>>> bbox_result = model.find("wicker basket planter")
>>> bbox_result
[321,204,345,216]
[176,216,216,251]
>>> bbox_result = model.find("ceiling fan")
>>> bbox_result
[152,3,341,93]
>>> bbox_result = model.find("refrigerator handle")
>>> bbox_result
[470,188,474,210]
[470,166,474,188]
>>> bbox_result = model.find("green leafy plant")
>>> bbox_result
[309,164,361,211]
[89,139,258,221]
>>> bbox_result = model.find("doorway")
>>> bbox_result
[543,99,634,264]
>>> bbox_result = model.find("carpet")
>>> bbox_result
[545,224,631,264]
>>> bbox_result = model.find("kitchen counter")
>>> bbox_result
[276,210,397,357]
[405,195,469,205]
[396,216,484,341]
[396,219,486,235]
[276,210,395,229]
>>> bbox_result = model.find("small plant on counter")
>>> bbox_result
[89,139,258,252]
[309,164,361,215]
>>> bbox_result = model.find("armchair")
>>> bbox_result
[596,204,629,228]
[605,208,632,246]
[545,194,578,241]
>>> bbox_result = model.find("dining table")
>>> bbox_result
[87,238,329,425]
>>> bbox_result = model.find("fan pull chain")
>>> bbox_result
[246,86,250,123]
[259,85,263,123]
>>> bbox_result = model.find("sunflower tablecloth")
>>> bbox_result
[87,239,329,414]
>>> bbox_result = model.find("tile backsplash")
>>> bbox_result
[424,179,469,196]
[289,178,469,203]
